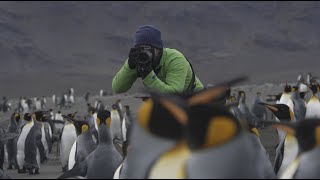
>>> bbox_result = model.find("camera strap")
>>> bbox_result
[185,57,196,93]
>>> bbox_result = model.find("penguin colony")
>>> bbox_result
[0,73,320,179]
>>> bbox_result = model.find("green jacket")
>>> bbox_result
[112,48,204,94]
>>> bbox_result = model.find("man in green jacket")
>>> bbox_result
[112,25,204,94]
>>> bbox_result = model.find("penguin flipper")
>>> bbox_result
[57,161,87,179]
[0,132,19,143]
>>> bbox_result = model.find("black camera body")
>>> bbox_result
[135,46,153,64]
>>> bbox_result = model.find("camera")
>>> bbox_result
[136,47,153,64]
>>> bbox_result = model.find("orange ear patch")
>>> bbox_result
[137,99,153,131]
[106,117,111,127]
[203,117,237,148]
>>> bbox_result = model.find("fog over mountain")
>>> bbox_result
[1,1,320,97]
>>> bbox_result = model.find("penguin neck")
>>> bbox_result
[80,130,92,139]
[9,118,18,129]
[98,124,112,145]
[310,95,319,102]
[240,96,246,104]
[292,91,299,99]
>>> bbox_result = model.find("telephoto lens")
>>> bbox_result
[137,48,153,64]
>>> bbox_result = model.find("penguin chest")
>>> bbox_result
[17,121,34,168]
[61,124,77,166]
[68,141,77,170]
[280,158,300,179]
[278,135,299,176]
[93,113,98,132]
[122,117,127,142]
[279,94,294,111]
[111,112,122,140]
[305,100,320,119]
[149,143,190,179]
[41,125,49,156]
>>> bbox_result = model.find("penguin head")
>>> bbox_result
[292,86,298,93]
[111,104,117,111]
[273,93,282,101]
[186,104,241,151]
[116,99,121,104]
[238,90,246,103]
[62,115,89,134]
[270,119,320,153]
[309,83,319,95]
[67,112,77,119]
[96,110,111,128]
[284,83,292,93]
[238,91,246,97]
[33,111,50,122]
[258,103,294,122]
[137,91,188,140]
[185,82,242,151]
[24,113,32,122]
[13,113,20,123]
[226,95,237,105]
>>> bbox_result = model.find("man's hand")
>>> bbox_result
[128,47,140,69]
[136,61,152,79]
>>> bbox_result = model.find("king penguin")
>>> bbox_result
[237,91,262,127]
[60,112,77,172]
[259,103,298,176]
[0,127,20,171]
[273,119,320,179]
[111,104,124,151]
[251,92,268,123]
[278,84,295,117]
[113,105,133,179]
[6,113,21,170]
[61,115,97,171]
[43,115,53,154]
[291,86,307,121]
[16,113,41,174]
[16,113,33,173]
[135,92,190,179]
[32,111,50,164]
[85,108,99,144]
[305,83,320,119]
[181,85,275,179]
[57,110,122,179]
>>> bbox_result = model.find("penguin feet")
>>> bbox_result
[28,169,34,175]
[35,169,40,174]
[41,157,48,164]
[62,166,67,172]
[18,168,27,174]
[7,165,13,170]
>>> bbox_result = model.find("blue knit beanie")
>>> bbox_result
[134,25,163,49]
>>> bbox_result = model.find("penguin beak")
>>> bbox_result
[258,102,278,112]
[71,112,78,118]
[62,115,76,124]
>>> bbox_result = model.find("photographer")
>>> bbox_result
[112,25,204,94]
